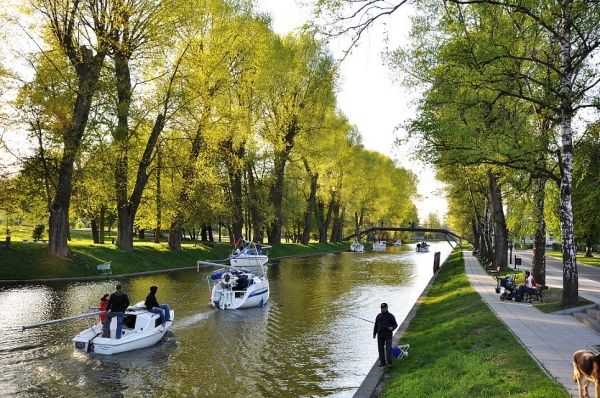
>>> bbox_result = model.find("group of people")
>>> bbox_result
[99,284,171,340]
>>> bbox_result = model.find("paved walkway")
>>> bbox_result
[464,250,600,397]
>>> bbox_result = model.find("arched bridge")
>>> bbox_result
[343,226,473,248]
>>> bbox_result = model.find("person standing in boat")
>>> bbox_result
[102,284,130,339]
[144,285,171,326]
[373,303,398,368]
[99,293,109,323]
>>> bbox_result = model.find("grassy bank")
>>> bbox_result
[381,250,569,398]
[0,229,349,280]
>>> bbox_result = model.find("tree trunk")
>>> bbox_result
[47,46,107,258]
[139,229,145,240]
[268,153,288,244]
[247,164,265,243]
[154,153,162,244]
[168,220,183,250]
[91,217,99,244]
[488,170,508,270]
[559,9,579,307]
[100,205,105,244]
[319,190,336,243]
[301,161,319,245]
[532,176,547,285]
[330,198,343,243]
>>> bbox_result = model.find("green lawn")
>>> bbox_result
[0,227,349,280]
[380,250,569,398]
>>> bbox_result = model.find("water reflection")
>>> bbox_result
[0,242,451,397]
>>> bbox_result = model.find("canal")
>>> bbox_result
[1,242,451,397]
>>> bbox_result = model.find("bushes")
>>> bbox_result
[32,224,45,240]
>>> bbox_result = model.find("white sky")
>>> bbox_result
[255,0,448,222]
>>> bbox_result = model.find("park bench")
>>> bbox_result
[524,285,545,303]
[490,266,501,277]
[97,261,112,276]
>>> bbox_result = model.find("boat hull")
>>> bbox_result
[72,307,173,355]
[211,279,269,310]
[229,255,268,268]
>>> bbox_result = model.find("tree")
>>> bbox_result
[257,32,337,244]
[28,0,114,258]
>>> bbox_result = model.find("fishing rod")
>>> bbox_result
[347,314,375,324]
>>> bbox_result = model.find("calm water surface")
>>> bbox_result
[0,242,451,397]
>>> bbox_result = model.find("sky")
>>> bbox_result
[255,0,448,222]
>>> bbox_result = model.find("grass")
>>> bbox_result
[380,250,570,398]
[531,288,594,313]
[547,250,600,267]
[0,227,349,280]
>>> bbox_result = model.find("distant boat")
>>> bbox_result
[228,241,270,268]
[416,242,430,253]
[373,241,386,251]
[393,240,402,246]
[350,241,365,253]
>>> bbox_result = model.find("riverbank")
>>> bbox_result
[0,234,350,281]
[374,250,570,397]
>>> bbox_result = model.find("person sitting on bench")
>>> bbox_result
[516,271,536,300]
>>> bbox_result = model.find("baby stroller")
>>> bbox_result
[497,275,517,301]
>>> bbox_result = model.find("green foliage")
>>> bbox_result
[31,224,45,240]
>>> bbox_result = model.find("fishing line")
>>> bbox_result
[347,313,376,324]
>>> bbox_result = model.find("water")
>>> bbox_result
[0,242,451,397]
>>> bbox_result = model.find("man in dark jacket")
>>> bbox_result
[144,285,171,326]
[102,284,130,339]
[373,303,398,368]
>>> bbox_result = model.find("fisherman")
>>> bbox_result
[102,284,130,339]
[373,303,398,368]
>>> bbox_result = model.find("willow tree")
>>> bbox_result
[257,33,337,244]
[164,0,262,250]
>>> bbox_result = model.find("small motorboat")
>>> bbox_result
[350,241,364,253]
[208,267,269,310]
[23,302,174,355]
[373,241,386,251]
[393,240,402,246]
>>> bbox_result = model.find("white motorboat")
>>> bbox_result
[23,302,174,355]
[228,241,270,268]
[373,241,386,251]
[350,241,364,253]
[393,240,402,246]
[208,267,269,309]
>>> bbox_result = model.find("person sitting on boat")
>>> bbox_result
[145,285,171,327]
[235,274,249,290]
[102,284,130,339]
[99,293,109,324]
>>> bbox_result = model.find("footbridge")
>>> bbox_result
[343,226,473,248]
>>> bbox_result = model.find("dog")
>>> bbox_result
[573,350,600,398]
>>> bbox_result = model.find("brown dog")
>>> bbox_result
[574,350,600,398]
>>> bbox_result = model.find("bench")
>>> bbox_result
[490,266,501,277]
[524,285,545,303]
[97,261,112,276]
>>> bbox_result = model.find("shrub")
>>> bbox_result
[32,224,45,240]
